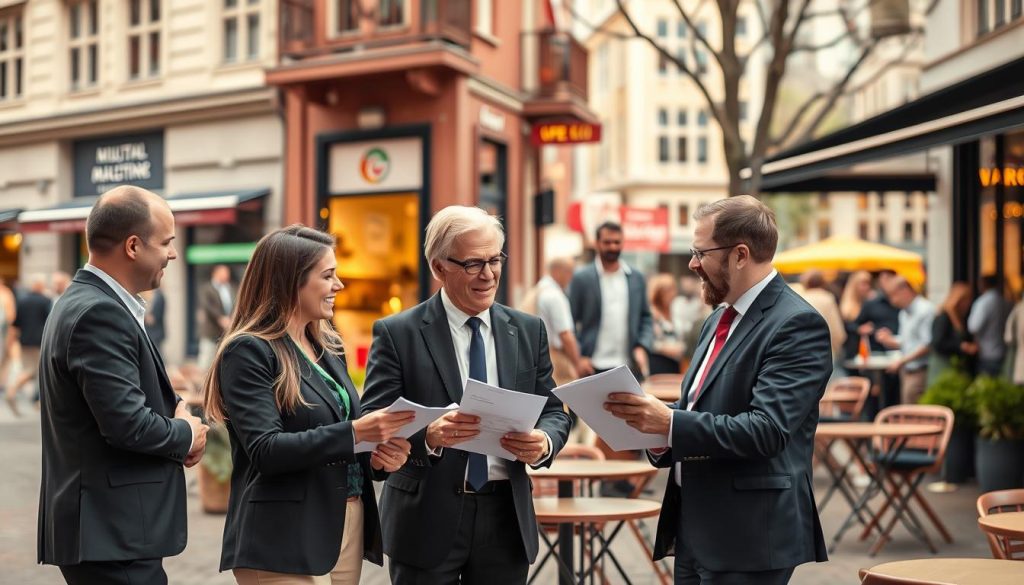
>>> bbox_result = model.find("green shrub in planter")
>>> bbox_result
[970,375,1024,441]
[201,423,233,483]
[920,367,977,428]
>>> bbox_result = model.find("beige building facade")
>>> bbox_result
[0,0,284,364]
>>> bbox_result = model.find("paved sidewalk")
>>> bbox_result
[1,410,994,584]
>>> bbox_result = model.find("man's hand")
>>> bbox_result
[426,411,481,450]
[875,327,898,349]
[604,392,672,436]
[371,438,412,472]
[500,430,549,465]
[857,322,875,337]
[577,357,595,377]
[353,410,416,444]
[175,401,208,467]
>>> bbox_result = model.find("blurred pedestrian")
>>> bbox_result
[799,270,846,361]
[5,274,51,415]
[1005,291,1024,384]
[0,277,14,405]
[839,270,873,362]
[37,185,207,585]
[968,275,1012,376]
[876,278,935,405]
[672,273,710,370]
[198,264,235,370]
[856,270,903,412]
[647,273,684,375]
[929,282,976,386]
[569,221,653,380]
[519,257,581,386]
[51,270,70,299]
[144,287,166,354]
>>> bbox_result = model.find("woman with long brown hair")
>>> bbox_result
[839,270,874,363]
[646,273,684,374]
[204,225,415,584]
[929,281,977,386]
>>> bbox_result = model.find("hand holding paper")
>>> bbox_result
[355,398,458,453]
[455,379,547,461]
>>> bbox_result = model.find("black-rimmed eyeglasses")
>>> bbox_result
[446,252,508,275]
[690,244,739,262]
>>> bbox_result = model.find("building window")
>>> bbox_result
[475,0,493,36]
[379,0,406,27]
[69,0,99,90]
[818,220,831,239]
[857,193,868,210]
[658,108,668,126]
[676,48,686,72]
[878,223,887,242]
[697,109,708,127]
[996,0,1007,26]
[658,52,669,75]
[977,0,989,35]
[1014,0,1023,19]
[877,192,886,208]
[658,136,669,163]
[223,0,261,63]
[657,18,668,37]
[697,136,708,163]
[677,136,687,162]
[677,20,686,38]
[904,192,913,209]
[738,100,748,122]
[903,221,914,241]
[677,109,687,126]
[736,16,747,36]
[335,0,360,34]
[923,221,928,239]
[127,0,161,80]
[695,50,708,75]
[858,221,868,239]
[0,9,24,100]
[679,204,689,226]
[817,192,829,209]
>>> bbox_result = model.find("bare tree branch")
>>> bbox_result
[672,0,723,70]
[792,46,874,145]
[791,27,855,53]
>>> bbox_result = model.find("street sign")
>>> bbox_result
[530,122,602,146]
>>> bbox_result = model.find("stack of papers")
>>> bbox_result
[354,398,458,453]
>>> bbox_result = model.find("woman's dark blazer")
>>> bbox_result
[217,335,382,575]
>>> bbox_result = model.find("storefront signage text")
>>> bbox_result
[531,122,602,146]
[360,147,391,184]
[979,167,1024,188]
[73,131,164,196]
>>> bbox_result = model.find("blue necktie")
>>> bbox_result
[466,317,490,491]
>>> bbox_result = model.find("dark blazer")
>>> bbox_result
[217,335,383,574]
[199,282,234,340]
[652,274,831,573]
[37,270,192,566]
[360,294,571,570]
[568,263,654,365]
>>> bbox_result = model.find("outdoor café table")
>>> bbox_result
[978,510,1024,543]
[531,497,661,585]
[814,421,943,555]
[529,460,657,585]
[864,558,1024,585]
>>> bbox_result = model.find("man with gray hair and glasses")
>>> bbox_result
[362,205,571,584]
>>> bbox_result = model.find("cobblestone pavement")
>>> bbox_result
[1,402,993,584]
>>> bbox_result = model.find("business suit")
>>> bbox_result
[199,281,234,341]
[361,293,571,581]
[652,274,830,583]
[568,262,653,372]
[37,270,192,582]
[217,335,383,576]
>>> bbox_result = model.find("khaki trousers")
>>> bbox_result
[900,368,927,405]
[233,499,364,585]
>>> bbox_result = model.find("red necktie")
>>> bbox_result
[690,306,739,404]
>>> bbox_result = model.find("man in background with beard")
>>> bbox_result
[604,196,830,584]
[568,221,653,381]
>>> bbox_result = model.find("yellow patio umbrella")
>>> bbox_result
[773,236,925,288]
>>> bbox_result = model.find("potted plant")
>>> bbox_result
[969,375,1024,492]
[919,365,976,484]
[198,423,232,513]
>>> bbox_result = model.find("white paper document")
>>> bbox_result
[354,398,459,453]
[553,365,670,451]
[456,379,548,461]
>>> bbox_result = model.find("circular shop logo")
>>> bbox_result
[360,147,390,184]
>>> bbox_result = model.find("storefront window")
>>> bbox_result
[977,130,1024,296]
[328,193,420,374]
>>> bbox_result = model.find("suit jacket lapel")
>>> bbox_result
[421,294,464,404]
[491,304,518,390]
[693,274,785,409]
[680,310,717,399]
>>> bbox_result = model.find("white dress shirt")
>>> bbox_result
[591,260,631,370]
[433,289,551,480]
[82,264,193,452]
[535,276,574,350]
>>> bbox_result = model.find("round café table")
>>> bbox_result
[529,460,660,585]
[531,497,662,585]
[814,422,943,555]
[978,510,1024,556]
[864,558,1024,584]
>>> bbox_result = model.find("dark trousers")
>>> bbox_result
[59,558,166,585]
[674,521,794,585]
[389,484,527,585]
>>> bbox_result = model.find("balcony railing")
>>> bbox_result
[280,0,472,61]
[536,30,588,102]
